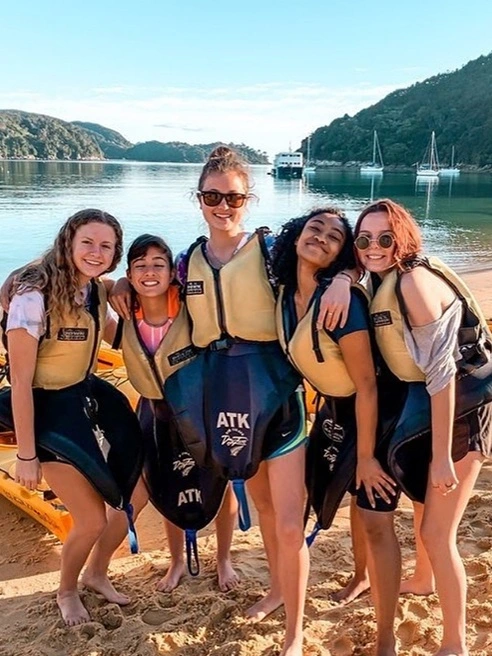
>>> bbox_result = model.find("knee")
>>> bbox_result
[361,512,394,546]
[275,514,304,547]
[75,512,108,540]
[420,520,449,555]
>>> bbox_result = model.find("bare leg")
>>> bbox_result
[215,482,239,591]
[360,509,400,656]
[267,446,309,656]
[42,463,108,626]
[400,501,435,595]
[156,519,186,592]
[332,497,370,604]
[245,462,283,620]
[82,476,149,604]
[421,452,483,656]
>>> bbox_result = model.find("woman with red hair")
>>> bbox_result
[354,198,492,656]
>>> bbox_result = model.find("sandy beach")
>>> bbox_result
[0,269,491,656]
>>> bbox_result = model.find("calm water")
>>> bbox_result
[0,160,491,281]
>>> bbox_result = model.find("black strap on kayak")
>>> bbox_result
[232,478,251,531]
[185,528,200,576]
[124,502,139,554]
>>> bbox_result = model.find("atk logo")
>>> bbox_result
[172,452,195,477]
[177,488,202,506]
[217,412,250,456]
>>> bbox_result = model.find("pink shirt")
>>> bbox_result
[136,318,173,356]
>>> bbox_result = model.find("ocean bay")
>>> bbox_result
[0,160,491,281]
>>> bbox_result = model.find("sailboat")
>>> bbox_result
[360,130,384,174]
[416,131,440,177]
[440,145,460,176]
[304,136,316,174]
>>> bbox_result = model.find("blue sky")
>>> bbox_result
[3,1,492,156]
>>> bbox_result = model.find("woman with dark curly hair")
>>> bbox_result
[272,207,405,656]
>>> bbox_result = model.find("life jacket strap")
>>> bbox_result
[185,528,200,576]
[124,503,139,554]
[232,479,251,531]
[306,521,322,548]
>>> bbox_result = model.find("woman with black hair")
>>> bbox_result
[273,207,403,656]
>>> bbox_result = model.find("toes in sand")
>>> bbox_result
[217,559,240,592]
[156,561,185,593]
[81,573,131,605]
[245,590,283,622]
[57,590,91,626]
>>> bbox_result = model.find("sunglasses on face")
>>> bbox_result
[198,191,248,208]
[355,233,395,250]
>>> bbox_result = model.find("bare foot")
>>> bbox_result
[400,575,435,596]
[245,589,283,622]
[156,561,185,593]
[217,558,240,592]
[81,572,130,605]
[279,639,303,656]
[57,590,90,626]
[331,575,370,604]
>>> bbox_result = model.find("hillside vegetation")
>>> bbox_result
[0,111,269,164]
[302,52,492,167]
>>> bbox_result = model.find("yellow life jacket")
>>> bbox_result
[33,280,107,390]
[276,284,370,398]
[120,299,196,400]
[184,230,278,348]
[370,256,491,382]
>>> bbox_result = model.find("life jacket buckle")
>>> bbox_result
[209,337,231,351]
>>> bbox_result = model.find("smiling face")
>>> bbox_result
[128,246,173,298]
[356,210,397,276]
[72,221,117,286]
[198,171,248,235]
[296,213,347,271]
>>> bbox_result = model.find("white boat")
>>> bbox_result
[360,130,384,174]
[440,145,460,176]
[416,131,440,177]
[304,136,316,175]
[272,151,303,178]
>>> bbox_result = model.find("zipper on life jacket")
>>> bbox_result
[211,267,229,340]
[85,282,101,379]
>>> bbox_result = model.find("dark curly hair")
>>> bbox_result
[272,207,355,288]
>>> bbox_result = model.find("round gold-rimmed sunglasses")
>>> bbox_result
[355,233,395,250]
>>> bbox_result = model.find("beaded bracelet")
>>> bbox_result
[16,454,38,462]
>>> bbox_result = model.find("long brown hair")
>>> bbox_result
[354,199,422,267]
[13,209,123,321]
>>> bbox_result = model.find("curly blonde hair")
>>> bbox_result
[13,209,123,321]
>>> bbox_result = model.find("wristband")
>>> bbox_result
[16,454,38,462]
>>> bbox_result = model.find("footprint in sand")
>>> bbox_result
[331,635,355,656]
[407,601,430,620]
[141,608,170,626]
[397,618,420,644]
[466,560,488,577]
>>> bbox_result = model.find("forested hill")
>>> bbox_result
[0,111,103,160]
[303,52,492,167]
[0,111,270,164]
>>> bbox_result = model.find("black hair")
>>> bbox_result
[271,207,355,288]
[126,233,173,269]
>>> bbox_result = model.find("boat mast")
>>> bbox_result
[375,131,384,167]
[372,131,377,165]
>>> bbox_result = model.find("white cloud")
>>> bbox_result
[0,80,412,157]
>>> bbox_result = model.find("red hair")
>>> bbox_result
[354,199,422,268]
